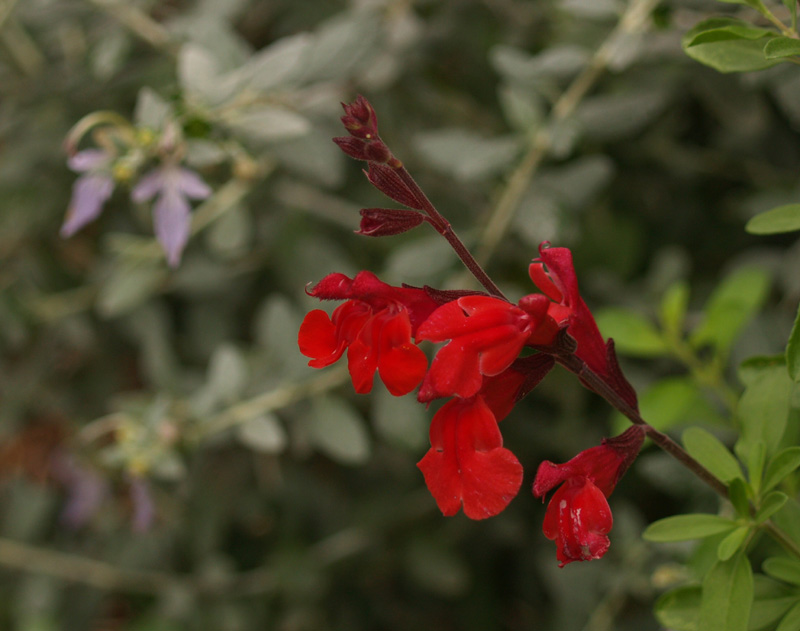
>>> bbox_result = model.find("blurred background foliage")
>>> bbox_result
[1,0,800,629]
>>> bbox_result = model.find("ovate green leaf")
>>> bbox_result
[683,427,743,483]
[655,585,701,631]
[737,361,793,458]
[764,37,800,60]
[691,266,770,354]
[309,397,371,465]
[700,553,753,631]
[755,491,788,523]
[594,308,668,356]
[776,601,800,631]
[763,447,800,493]
[643,514,737,542]
[763,557,800,586]
[746,204,800,234]
[717,526,751,561]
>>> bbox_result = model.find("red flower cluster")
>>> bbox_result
[297,96,644,567]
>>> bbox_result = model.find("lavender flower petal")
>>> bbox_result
[176,167,212,200]
[60,173,115,237]
[67,149,110,173]
[131,169,164,203]
[153,189,191,267]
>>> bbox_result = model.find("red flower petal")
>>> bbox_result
[542,479,612,567]
[417,397,523,520]
[298,309,345,367]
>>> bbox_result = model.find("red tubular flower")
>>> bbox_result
[298,272,439,396]
[417,395,523,519]
[532,425,645,567]
[416,296,540,401]
[529,242,638,409]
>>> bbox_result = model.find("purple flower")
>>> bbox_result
[61,149,115,237]
[128,475,156,533]
[131,165,211,267]
[50,450,109,529]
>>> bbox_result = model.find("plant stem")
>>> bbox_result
[394,166,507,299]
[556,352,729,497]
[85,0,178,56]
[556,351,800,559]
[473,0,659,267]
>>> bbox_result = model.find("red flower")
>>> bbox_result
[416,295,555,401]
[298,271,438,396]
[529,243,638,409]
[528,244,608,374]
[532,426,645,566]
[417,395,523,519]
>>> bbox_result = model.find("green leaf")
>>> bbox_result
[309,397,371,465]
[236,414,287,454]
[763,557,800,586]
[729,478,752,519]
[750,575,799,630]
[685,37,780,73]
[717,526,751,561]
[413,129,521,182]
[655,585,701,631]
[787,303,800,382]
[660,281,690,338]
[97,262,167,318]
[737,361,793,459]
[691,266,770,354]
[746,204,800,234]
[700,553,753,631]
[748,440,766,495]
[763,447,800,493]
[643,514,737,542]
[683,427,744,483]
[755,491,789,523]
[684,18,773,47]
[223,106,311,143]
[594,308,668,356]
[619,377,722,434]
[764,37,800,59]
[776,601,800,631]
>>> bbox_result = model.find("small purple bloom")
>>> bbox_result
[61,149,115,237]
[131,166,211,267]
[50,450,109,529]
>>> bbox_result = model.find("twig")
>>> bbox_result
[194,365,350,440]
[473,0,660,267]
[85,0,178,56]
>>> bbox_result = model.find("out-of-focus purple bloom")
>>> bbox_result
[50,450,109,529]
[128,475,156,533]
[61,149,115,237]
[131,165,211,267]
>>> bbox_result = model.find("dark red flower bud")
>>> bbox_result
[356,208,425,237]
[333,136,369,161]
[340,95,379,139]
[363,140,392,164]
[366,163,423,210]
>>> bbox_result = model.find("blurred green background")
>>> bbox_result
[2,0,799,629]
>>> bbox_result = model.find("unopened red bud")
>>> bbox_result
[364,141,391,163]
[366,163,423,210]
[341,95,378,138]
[356,207,425,237]
[333,136,369,161]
